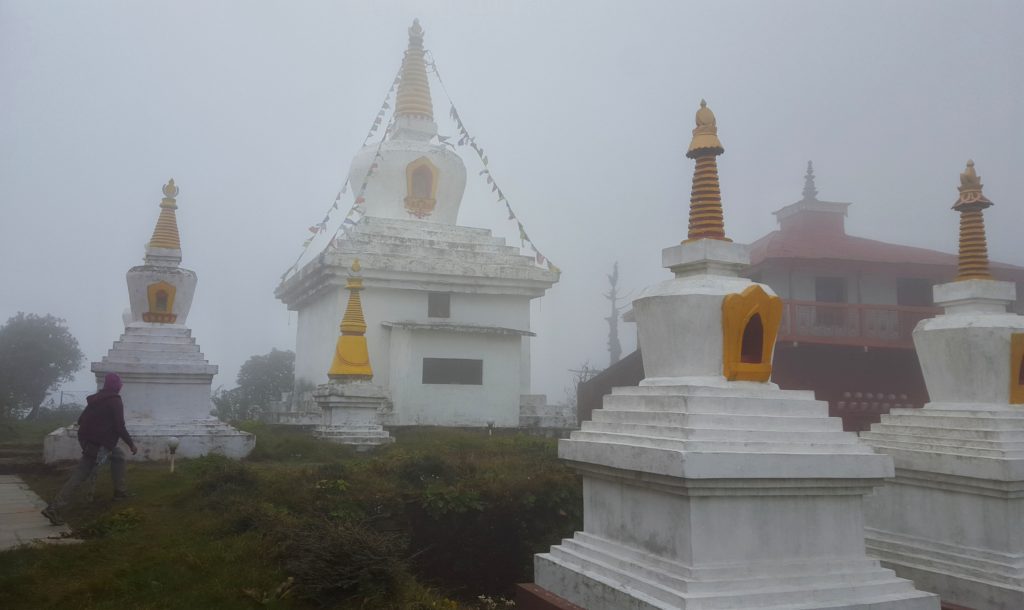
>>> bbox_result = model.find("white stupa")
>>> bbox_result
[863,161,1024,609]
[531,102,936,609]
[45,180,254,462]
[276,20,559,428]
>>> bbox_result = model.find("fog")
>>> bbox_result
[1,0,1021,403]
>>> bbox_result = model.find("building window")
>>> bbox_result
[428,292,450,318]
[814,277,847,328]
[897,278,933,307]
[422,358,483,385]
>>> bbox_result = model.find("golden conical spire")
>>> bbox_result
[148,179,181,250]
[684,100,729,242]
[952,160,994,281]
[328,259,373,381]
[394,19,434,120]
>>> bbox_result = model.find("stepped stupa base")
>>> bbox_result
[43,419,254,463]
[311,380,394,449]
[862,404,1024,609]
[312,425,394,450]
[536,533,936,610]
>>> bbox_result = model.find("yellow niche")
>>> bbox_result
[144,281,177,323]
[404,157,439,219]
[1011,333,1024,405]
[721,284,782,382]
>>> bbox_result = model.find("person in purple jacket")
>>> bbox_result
[42,372,138,525]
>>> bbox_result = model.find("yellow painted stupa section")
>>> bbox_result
[328,259,374,381]
[952,160,994,281]
[144,281,177,323]
[684,100,729,243]
[148,179,182,250]
[1011,334,1024,405]
[395,19,434,120]
[721,284,782,382]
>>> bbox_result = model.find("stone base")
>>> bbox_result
[862,406,1024,610]
[536,532,936,610]
[312,425,393,450]
[44,419,254,463]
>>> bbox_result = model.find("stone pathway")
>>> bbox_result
[0,474,76,551]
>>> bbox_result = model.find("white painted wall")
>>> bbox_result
[387,326,522,426]
[293,283,533,425]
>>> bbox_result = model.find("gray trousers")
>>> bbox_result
[51,441,127,508]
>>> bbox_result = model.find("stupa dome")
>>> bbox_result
[348,19,467,224]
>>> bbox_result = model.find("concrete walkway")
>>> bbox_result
[0,474,75,550]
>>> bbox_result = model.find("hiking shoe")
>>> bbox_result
[112,491,136,500]
[41,506,64,526]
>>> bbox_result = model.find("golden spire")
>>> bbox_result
[684,100,730,242]
[952,160,994,281]
[394,19,434,120]
[328,259,373,381]
[148,179,182,250]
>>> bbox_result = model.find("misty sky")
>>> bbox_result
[2,0,1022,405]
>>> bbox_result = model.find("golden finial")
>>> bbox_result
[395,18,434,120]
[952,160,994,281]
[683,100,729,242]
[328,259,373,381]
[148,178,182,250]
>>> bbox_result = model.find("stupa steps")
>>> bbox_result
[357,217,498,241]
[865,423,1024,441]
[335,243,535,267]
[859,434,1024,457]
[559,535,898,594]
[116,333,197,346]
[122,326,195,338]
[111,341,202,353]
[591,410,845,431]
[569,532,882,581]
[879,413,1024,429]
[865,535,1024,583]
[566,431,873,453]
[610,385,817,400]
[339,232,517,254]
[124,421,246,434]
[102,350,210,363]
[335,255,552,281]
[541,544,925,610]
[580,421,852,443]
[602,394,832,417]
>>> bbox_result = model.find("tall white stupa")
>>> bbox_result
[45,180,254,462]
[276,20,559,428]
[863,161,1024,609]
[530,101,936,609]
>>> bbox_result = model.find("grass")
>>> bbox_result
[0,422,581,610]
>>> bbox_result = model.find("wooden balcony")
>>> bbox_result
[777,300,940,349]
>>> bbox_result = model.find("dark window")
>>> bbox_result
[428,292,450,318]
[740,314,764,363]
[814,277,846,327]
[897,278,933,307]
[411,164,434,199]
[814,277,847,303]
[422,358,483,385]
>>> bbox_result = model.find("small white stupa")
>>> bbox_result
[862,161,1024,609]
[312,258,394,449]
[45,180,254,462]
[531,102,936,609]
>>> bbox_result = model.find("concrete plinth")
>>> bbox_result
[534,383,937,610]
[312,381,393,449]
[44,419,254,462]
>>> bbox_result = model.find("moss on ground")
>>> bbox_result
[0,424,580,610]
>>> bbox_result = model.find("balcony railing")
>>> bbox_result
[777,300,940,349]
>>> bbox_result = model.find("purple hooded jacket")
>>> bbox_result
[77,374,134,451]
